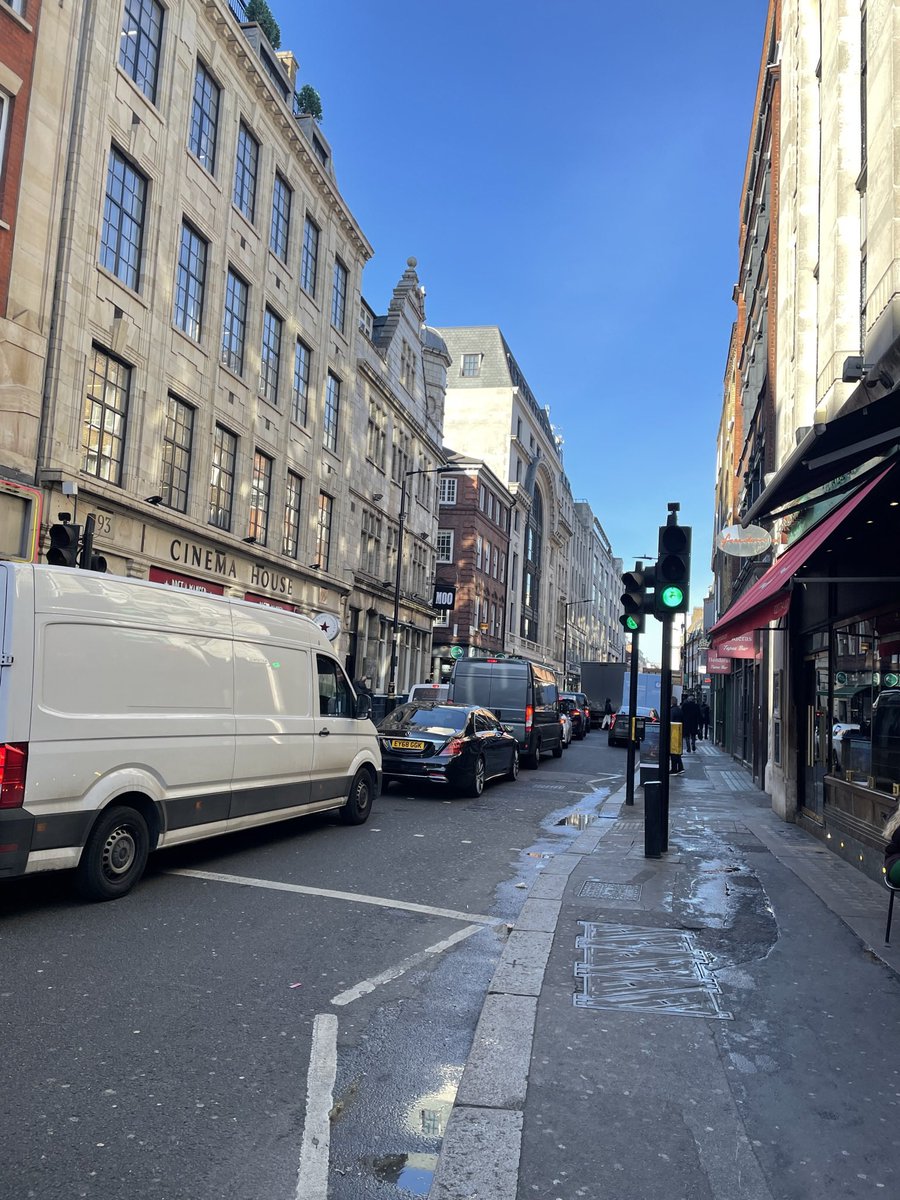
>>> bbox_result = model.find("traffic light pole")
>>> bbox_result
[625,631,640,806]
[658,611,673,852]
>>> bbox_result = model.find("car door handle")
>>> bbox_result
[319,728,331,737]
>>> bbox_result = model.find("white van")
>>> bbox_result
[407,682,450,704]
[0,563,381,900]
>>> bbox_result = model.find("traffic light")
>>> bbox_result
[47,519,82,568]
[79,513,109,573]
[655,520,691,614]
[620,562,656,634]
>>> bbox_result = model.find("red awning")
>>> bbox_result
[710,465,893,646]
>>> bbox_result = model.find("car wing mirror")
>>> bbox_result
[355,693,372,720]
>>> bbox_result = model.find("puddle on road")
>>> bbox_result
[555,812,597,829]
[372,1152,439,1195]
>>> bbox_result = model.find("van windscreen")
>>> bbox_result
[453,664,526,709]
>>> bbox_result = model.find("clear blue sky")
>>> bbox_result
[279,0,768,660]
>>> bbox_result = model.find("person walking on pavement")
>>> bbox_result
[670,697,685,774]
[700,699,711,741]
[681,693,700,752]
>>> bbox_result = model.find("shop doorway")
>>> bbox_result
[801,649,830,820]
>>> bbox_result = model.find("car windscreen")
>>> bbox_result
[380,704,468,733]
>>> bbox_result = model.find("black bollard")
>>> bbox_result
[644,780,663,858]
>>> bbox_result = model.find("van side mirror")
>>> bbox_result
[355,693,372,720]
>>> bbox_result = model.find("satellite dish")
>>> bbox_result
[312,612,340,641]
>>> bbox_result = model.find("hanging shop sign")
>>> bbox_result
[708,656,733,675]
[713,632,758,659]
[716,523,773,557]
[312,612,341,641]
[433,585,457,610]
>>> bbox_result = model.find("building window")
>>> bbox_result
[323,372,340,452]
[301,216,319,295]
[209,424,237,530]
[476,535,483,571]
[439,477,457,505]
[366,401,386,470]
[188,60,219,174]
[270,171,291,260]
[233,121,259,221]
[248,451,272,545]
[391,430,411,485]
[259,307,282,405]
[360,508,382,577]
[331,259,348,332]
[160,393,194,512]
[436,529,453,563]
[119,0,163,104]
[221,268,248,374]
[82,346,129,484]
[400,339,415,389]
[461,353,481,377]
[291,339,311,425]
[282,470,303,558]
[174,220,207,340]
[359,303,374,340]
[316,492,333,571]
[99,147,146,291]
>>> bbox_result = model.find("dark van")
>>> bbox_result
[449,657,563,768]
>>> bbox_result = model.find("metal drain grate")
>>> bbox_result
[573,921,732,1020]
[579,880,643,901]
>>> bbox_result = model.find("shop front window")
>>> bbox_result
[830,613,900,793]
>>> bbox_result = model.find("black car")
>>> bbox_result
[378,702,519,797]
[560,692,590,739]
[559,696,587,739]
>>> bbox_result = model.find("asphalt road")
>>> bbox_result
[1,730,624,1200]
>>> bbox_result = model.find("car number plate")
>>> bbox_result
[389,738,425,751]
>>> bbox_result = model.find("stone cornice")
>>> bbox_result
[203,1,373,262]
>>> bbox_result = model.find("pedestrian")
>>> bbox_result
[700,699,711,741]
[681,693,700,752]
[670,697,684,774]
[885,806,900,886]
[601,697,614,729]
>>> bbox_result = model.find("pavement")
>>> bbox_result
[428,740,900,1200]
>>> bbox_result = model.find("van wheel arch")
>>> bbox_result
[82,792,162,855]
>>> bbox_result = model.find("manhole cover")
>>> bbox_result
[573,921,732,1020]
[579,880,642,901]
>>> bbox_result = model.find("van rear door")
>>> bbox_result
[0,562,33,745]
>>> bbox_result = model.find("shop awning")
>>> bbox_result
[742,394,900,525]
[710,465,893,647]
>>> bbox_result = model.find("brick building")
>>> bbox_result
[431,452,512,678]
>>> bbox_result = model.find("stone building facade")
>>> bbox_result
[431,452,512,676]
[435,326,574,673]
[347,259,449,695]
[7,0,372,650]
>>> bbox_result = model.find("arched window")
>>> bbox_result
[521,488,544,641]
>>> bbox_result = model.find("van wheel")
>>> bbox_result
[467,757,486,798]
[340,769,375,825]
[75,806,149,902]
[525,738,541,769]
[552,741,564,758]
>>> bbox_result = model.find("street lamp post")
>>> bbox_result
[388,464,453,698]
[562,598,591,690]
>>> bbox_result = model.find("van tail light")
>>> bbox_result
[0,743,28,809]
[443,738,465,757]
[525,705,534,733]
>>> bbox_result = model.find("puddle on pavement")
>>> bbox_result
[372,1152,439,1194]
[555,812,597,829]
[405,1073,458,1138]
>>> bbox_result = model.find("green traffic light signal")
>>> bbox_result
[625,614,640,630]
[659,585,685,609]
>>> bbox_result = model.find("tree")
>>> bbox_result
[296,84,323,123]
[244,0,280,50]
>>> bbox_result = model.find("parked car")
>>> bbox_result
[378,702,518,796]
[559,709,574,747]
[449,656,563,768]
[560,694,588,739]
[0,563,380,901]
[608,706,660,748]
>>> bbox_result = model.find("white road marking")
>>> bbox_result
[294,1013,337,1200]
[168,868,498,925]
[331,924,484,1007]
